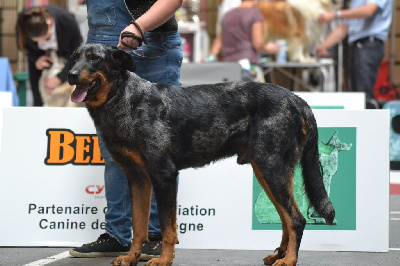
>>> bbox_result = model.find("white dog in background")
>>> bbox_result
[39,50,83,107]
[259,0,333,62]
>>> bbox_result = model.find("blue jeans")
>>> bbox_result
[86,0,182,246]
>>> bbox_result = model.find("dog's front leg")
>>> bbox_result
[146,176,178,266]
[113,176,152,266]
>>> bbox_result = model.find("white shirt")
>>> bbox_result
[37,20,58,51]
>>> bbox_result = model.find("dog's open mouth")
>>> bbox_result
[71,79,101,103]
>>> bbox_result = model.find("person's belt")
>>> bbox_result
[353,36,383,45]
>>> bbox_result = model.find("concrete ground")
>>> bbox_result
[1,194,399,266]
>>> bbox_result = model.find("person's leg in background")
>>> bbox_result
[70,0,135,258]
[351,39,384,109]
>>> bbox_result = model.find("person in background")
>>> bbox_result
[16,5,82,106]
[317,0,393,109]
[69,0,183,261]
[207,0,241,62]
[208,0,279,82]
[209,0,279,62]
[68,0,88,43]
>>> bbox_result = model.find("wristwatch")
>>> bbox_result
[334,10,341,20]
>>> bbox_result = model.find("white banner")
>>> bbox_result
[0,107,389,252]
[295,92,365,109]
[0,92,12,157]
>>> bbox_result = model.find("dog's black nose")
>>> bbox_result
[67,70,80,84]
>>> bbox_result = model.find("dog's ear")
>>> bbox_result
[112,48,137,73]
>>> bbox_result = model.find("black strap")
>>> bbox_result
[130,20,149,45]
[120,31,142,50]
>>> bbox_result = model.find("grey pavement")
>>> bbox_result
[1,195,399,266]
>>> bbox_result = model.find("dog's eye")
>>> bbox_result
[88,54,100,61]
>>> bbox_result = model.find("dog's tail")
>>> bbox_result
[300,108,335,225]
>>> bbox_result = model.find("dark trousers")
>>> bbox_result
[350,37,384,101]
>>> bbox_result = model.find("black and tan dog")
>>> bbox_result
[68,43,335,266]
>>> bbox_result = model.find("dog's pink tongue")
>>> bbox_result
[71,85,89,103]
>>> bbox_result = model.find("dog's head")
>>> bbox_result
[68,43,136,106]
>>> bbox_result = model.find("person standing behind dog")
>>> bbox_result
[209,0,279,62]
[69,0,183,261]
[16,5,82,106]
[209,0,280,81]
[207,0,241,62]
[317,0,393,109]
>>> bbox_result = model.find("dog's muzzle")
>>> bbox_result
[67,70,80,85]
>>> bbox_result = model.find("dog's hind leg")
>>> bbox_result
[253,162,288,264]
[252,161,305,266]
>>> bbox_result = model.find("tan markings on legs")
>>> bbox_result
[113,149,152,266]
[274,211,300,266]
[130,182,152,255]
[251,162,289,265]
[272,172,302,266]
[146,225,178,266]
[146,187,178,266]
[162,220,179,259]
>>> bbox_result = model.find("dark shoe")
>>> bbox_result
[139,235,175,261]
[69,233,130,258]
[140,235,162,261]
[140,234,176,261]
[366,99,380,109]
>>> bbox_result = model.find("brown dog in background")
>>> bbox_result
[259,0,332,62]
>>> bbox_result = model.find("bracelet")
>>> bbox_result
[130,20,149,45]
[334,10,341,20]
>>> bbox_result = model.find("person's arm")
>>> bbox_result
[118,0,183,50]
[319,3,379,23]
[316,24,349,57]
[252,21,280,55]
[209,32,223,59]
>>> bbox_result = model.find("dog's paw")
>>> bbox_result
[112,254,139,266]
[263,253,282,265]
[145,258,173,266]
[271,258,297,266]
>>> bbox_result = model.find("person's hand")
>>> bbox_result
[318,12,335,23]
[316,44,330,57]
[44,76,62,95]
[118,24,141,50]
[35,56,52,70]
[264,42,280,55]
[205,54,217,62]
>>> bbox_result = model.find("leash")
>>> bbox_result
[130,20,149,45]
[120,31,143,50]
[119,20,149,50]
